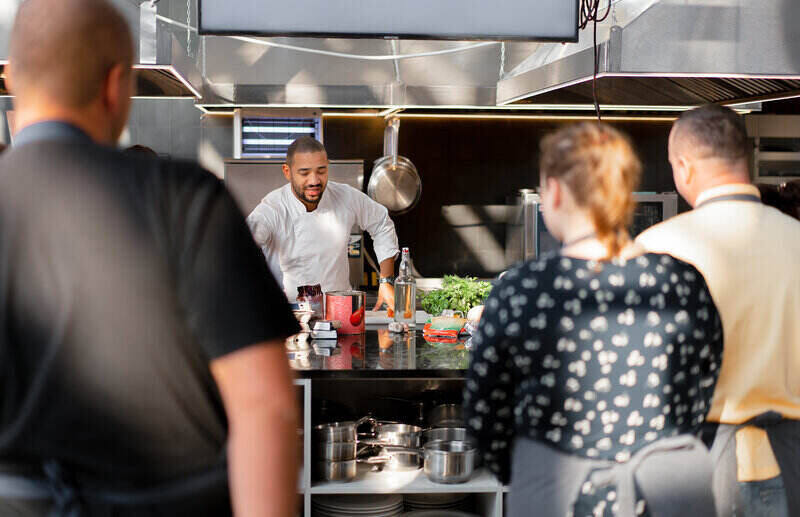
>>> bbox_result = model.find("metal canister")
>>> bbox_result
[324,290,366,334]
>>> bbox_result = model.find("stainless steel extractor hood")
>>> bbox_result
[498,0,800,108]
[0,37,202,99]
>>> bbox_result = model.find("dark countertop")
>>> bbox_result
[287,327,471,379]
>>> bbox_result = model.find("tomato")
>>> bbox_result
[349,307,365,326]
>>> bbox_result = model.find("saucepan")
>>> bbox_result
[314,440,360,462]
[359,422,424,448]
[380,440,477,484]
[362,448,423,472]
[422,427,473,445]
[314,416,375,443]
[315,459,357,482]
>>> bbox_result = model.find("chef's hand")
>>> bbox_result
[374,282,395,313]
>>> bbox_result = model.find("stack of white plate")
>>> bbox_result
[312,494,404,517]
[404,493,472,512]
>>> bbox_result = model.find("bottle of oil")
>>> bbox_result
[393,247,416,328]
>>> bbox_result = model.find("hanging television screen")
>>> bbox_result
[198,0,578,42]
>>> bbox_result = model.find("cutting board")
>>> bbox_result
[365,310,431,325]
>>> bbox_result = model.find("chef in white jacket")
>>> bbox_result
[247,136,399,310]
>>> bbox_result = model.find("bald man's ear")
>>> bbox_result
[102,63,131,114]
[4,65,13,97]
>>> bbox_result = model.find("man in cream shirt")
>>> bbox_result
[637,105,800,516]
[247,137,399,309]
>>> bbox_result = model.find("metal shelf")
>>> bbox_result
[310,466,501,494]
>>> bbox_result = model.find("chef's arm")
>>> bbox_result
[211,341,298,517]
[375,256,396,311]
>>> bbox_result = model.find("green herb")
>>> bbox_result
[419,275,493,315]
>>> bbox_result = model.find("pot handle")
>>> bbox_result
[354,416,377,439]
[354,416,376,429]
[380,445,423,456]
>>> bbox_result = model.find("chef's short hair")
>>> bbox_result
[286,137,326,166]
[9,0,133,109]
[673,105,747,163]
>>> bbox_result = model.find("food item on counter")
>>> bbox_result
[325,290,366,335]
[297,284,324,319]
[422,322,461,342]
[419,275,492,316]
[349,306,365,326]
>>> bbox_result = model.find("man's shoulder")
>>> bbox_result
[263,184,290,204]
[636,211,698,248]
[249,184,291,222]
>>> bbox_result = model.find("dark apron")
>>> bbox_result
[693,193,799,514]
[0,456,228,517]
[710,411,800,517]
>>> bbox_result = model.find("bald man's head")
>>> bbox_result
[9,0,133,108]
[670,105,748,165]
[667,105,751,206]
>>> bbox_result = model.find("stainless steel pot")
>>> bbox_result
[368,118,421,215]
[314,440,358,462]
[314,416,375,443]
[423,440,477,484]
[422,427,473,444]
[364,449,423,471]
[381,440,477,484]
[315,459,357,482]
[360,423,424,448]
[427,404,464,428]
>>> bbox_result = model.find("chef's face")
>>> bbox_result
[284,151,329,209]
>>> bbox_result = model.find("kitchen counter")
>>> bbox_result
[287,326,471,379]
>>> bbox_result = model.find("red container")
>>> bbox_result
[325,290,366,335]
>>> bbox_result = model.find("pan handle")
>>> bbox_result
[379,445,424,456]
[354,416,377,432]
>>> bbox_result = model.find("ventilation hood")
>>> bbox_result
[0,39,201,99]
[498,0,800,108]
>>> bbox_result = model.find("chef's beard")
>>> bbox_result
[293,183,325,206]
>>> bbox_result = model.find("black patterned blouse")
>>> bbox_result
[463,252,723,486]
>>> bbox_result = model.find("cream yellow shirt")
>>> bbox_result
[637,184,800,481]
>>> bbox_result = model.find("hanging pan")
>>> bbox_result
[368,117,422,215]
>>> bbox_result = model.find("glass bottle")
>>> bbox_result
[393,247,417,328]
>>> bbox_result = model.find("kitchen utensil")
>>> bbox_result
[314,416,375,443]
[422,427,473,444]
[325,290,366,335]
[313,494,404,515]
[364,449,423,471]
[314,459,357,482]
[314,440,358,462]
[427,404,464,428]
[380,439,477,484]
[403,492,471,512]
[422,440,477,484]
[368,118,421,215]
[359,423,424,448]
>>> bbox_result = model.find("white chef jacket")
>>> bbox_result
[246,181,399,301]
